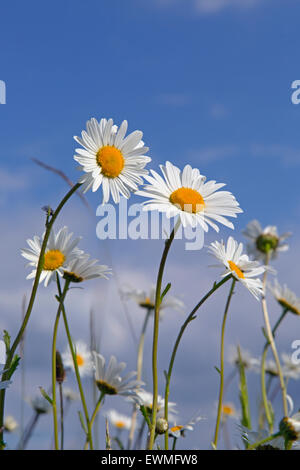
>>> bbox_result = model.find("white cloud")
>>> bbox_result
[195,0,261,14]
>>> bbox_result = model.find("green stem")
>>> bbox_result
[164,274,232,450]
[128,308,152,449]
[213,278,236,449]
[58,277,94,450]
[148,229,175,450]
[0,182,81,448]
[260,308,288,431]
[247,432,281,450]
[84,392,105,450]
[261,254,288,417]
[59,382,64,450]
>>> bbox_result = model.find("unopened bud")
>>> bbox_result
[156,418,168,435]
[56,351,65,384]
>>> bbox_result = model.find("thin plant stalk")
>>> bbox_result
[17,412,40,450]
[51,279,69,449]
[260,308,288,431]
[148,228,175,450]
[0,182,81,447]
[128,307,152,449]
[59,382,64,450]
[164,274,232,449]
[261,254,288,417]
[213,278,236,449]
[57,277,94,450]
[84,392,105,450]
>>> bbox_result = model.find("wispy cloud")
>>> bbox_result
[149,0,264,15]
[195,0,261,15]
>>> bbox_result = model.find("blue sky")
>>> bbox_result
[1,0,300,450]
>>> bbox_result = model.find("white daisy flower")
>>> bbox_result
[120,285,184,316]
[228,345,259,371]
[93,352,142,398]
[63,252,111,283]
[169,415,204,439]
[269,279,300,316]
[221,403,237,423]
[62,341,93,378]
[136,161,242,231]
[105,409,132,431]
[74,117,151,204]
[131,389,177,421]
[281,353,300,380]
[63,387,79,402]
[208,236,265,299]
[4,415,18,433]
[21,226,82,287]
[243,220,290,260]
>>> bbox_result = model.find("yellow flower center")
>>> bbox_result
[222,405,235,416]
[170,425,184,432]
[96,145,124,178]
[115,421,125,429]
[169,187,205,213]
[76,354,85,367]
[228,260,245,279]
[139,297,155,310]
[43,250,65,271]
[278,298,300,316]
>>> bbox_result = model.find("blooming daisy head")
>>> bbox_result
[136,161,242,231]
[243,220,291,260]
[21,226,82,287]
[93,352,142,398]
[120,285,184,316]
[169,415,204,439]
[63,387,79,402]
[228,345,259,371]
[105,409,132,431]
[131,389,177,420]
[62,341,93,378]
[74,118,151,204]
[269,279,300,316]
[221,403,237,423]
[63,252,111,283]
[208,236,265,299]
[281,353,300,380]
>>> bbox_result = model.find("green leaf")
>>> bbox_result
[39,386,53,406]
[161,283,171,301]
[3,330,10,355]
[214,366,221,374]
[78,411,88,434]
[6,355,20,380]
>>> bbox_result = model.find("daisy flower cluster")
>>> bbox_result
[1,115,299,453]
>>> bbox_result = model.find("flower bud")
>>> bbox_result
[156,418,169,435]
[56,351,66,384]
[256,233,278,254]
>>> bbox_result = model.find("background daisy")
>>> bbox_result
[62,340,93,378]
[208,236,265,299]
[21,226,82,287]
